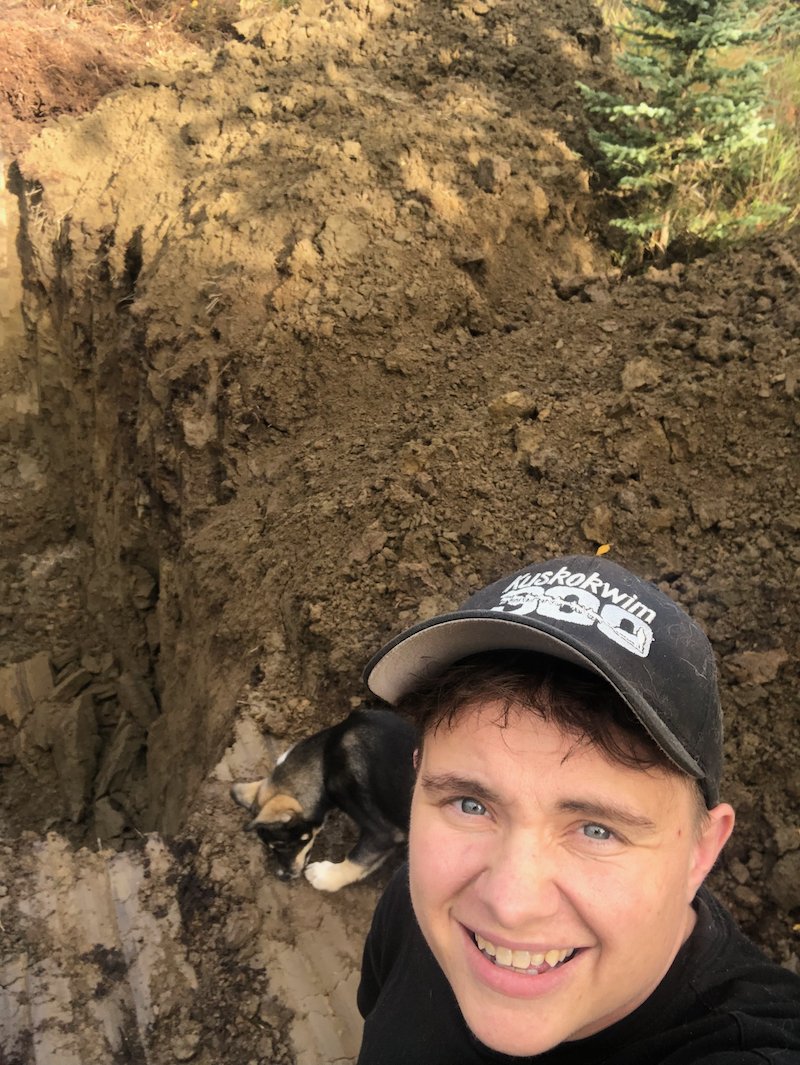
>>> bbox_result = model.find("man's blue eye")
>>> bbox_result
[583,823,612,840]
[459,798,487,816]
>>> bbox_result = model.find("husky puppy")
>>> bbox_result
[231,708,416,892]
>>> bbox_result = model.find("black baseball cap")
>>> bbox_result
[364,555,723,806]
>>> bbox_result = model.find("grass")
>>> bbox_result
[28,0,259,41]
[759,40,800,227]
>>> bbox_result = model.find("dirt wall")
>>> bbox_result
[6,0,611,834]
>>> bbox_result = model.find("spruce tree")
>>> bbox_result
[581,0,799,259]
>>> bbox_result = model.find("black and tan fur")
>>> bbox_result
[231,708,416,891]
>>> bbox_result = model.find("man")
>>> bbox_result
[356,554,800,1063]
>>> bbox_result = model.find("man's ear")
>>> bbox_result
[688,802,735,897]
[413,748,420,770]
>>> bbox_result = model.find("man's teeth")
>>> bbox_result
[474,935,575,971]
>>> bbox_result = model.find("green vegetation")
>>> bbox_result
[581,1,800,262]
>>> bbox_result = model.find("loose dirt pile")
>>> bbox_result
[0,0,798,1061]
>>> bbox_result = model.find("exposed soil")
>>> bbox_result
[0,0,798,1062]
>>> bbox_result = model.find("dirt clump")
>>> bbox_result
[0,0,798,1062]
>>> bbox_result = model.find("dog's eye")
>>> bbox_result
[300,833,311,842]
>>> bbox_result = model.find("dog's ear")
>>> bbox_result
[230,777,276,812]
[252,792,304,826]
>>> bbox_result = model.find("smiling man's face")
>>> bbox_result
[408,702,733,1056]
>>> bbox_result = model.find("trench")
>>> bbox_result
[0,149,397,1065]
[0,0,617,851]
[0,162,250,849]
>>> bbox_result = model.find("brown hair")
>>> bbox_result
[397,651,710,828]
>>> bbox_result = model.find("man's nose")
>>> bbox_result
[474,831,562,930]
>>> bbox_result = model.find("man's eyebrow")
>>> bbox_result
[418,772,503,806]
[557,799,658,831]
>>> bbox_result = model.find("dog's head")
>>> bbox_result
[231,780,320,880]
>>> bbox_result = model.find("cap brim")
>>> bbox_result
[364,613,705,782]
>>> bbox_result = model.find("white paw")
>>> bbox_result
[304,859,362,892]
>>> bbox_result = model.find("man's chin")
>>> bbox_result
[464,1014,562,1058]
[455,985,571,1057]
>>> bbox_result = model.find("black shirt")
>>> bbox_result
[358,864,800,1064]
